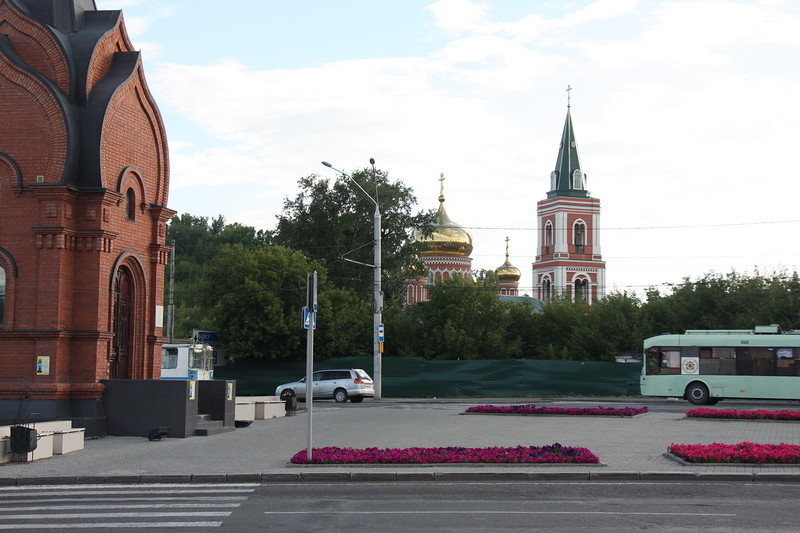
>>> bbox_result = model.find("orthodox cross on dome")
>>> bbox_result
[438,172,446,202]
[566,84,572,108]
[505,236,510,260]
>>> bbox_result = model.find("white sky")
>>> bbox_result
[96,0,800,298]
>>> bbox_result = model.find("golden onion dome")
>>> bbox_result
[414,174,473,257]
[495,237,521,283]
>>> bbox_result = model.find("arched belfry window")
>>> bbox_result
[126,188,136,220]
[0,265,5,328]
[543,278,551,301]
[575,278,588,301]
[545,222,553,251]
[574,221,585,253]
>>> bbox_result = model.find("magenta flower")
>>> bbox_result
[686,408,800,421]
[668,442,800,464]
[291,444,600,465]
[465,405,647,417]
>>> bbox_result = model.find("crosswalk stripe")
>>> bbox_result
[0,483,258,491]
[0,483,253,530]
[0,496,247,504]
[0,522,224,529]
[0,512,232,519]
[0,503,241,511]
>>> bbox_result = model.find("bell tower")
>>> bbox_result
[532,88,606,304]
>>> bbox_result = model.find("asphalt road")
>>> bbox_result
[2,479,797,532]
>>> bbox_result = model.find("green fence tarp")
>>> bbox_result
[215,357,642,398]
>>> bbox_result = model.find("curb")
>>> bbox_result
[4,471,800,485]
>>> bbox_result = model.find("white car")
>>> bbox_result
[276,369,374,403]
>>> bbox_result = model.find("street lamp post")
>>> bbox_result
[321,160,382,399]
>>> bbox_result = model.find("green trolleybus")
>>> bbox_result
[640,325,800,405]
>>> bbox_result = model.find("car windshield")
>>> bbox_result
[355,369,371,380]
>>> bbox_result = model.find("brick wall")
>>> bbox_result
[0,3,173,402]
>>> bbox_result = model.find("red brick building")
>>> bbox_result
[0,0,173,426]
[405,174,474,306]
[532,104,606,304]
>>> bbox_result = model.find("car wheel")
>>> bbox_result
[334,388,348,403]
[350,396,364,403]
[279,389,295,401]
[686,382,710,405]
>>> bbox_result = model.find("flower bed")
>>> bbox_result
[465,405,647,417]
[668,442,800,464]
[290,444,600,465]
[686,408,800,421]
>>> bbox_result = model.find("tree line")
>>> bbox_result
[166,169,800,363]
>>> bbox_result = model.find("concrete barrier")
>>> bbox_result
[53,428,85,455]
[0,437,8,464]
[235,402,256,422]
[1,421,84,462]
[237,396,286,420]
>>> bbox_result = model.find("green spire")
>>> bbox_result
[547,105,588,199]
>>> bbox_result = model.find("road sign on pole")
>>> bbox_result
[305,271,317,462]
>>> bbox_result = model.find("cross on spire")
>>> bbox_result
[566,85,572,108]
[505,236,510,259]
[438,172,446,200]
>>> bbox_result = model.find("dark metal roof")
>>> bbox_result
[547,108,590,199]
[14,0,97,33]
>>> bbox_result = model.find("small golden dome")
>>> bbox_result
[495,237,520,283]
[495,258,521,283]
[414,174,473,257]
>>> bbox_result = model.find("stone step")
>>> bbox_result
[193,418,235,437]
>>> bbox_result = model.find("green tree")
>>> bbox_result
[198,244,318,361]
[198,244,372,361]
[165,214,270,338]
[642,270,800,335]
[394,274,522,359]
[273,169,434,308]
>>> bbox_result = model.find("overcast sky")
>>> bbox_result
[96,0,800,297]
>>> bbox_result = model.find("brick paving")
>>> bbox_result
[2,399,800,483]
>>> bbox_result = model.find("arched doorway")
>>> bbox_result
[111,266,134,379]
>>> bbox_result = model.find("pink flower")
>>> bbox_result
[668,442,800,464]
[291,444,600,465]
[686,408,800,421]
[465,405,647,416]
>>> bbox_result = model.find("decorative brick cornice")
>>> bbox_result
[32,225,116,252]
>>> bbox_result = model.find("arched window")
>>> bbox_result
[544,222,553,251]
[126,188,136,220]
[543,278,551,301]
[574,222,585,253]
[0,265,5,328]
[575,278,588,301]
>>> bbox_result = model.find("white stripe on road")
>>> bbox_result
[0,512,231,519]
[265,510,736,517]
[0,522,223,529]
[0,496,247,504]
[0,503,241,511]
[0,483,257,491]
[0,489,254,497]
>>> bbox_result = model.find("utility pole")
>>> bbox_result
[321,160,383,399]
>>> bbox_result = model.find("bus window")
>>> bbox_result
[776,348,800,376]
[645,347,680,375]
[699,346,736,375]
[736,347,776,376]
[660,350,681,374]
[162,347,178,370]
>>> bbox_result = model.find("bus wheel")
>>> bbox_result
[686,382,710,405]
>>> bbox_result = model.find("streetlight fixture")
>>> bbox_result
[321,160,383,399]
